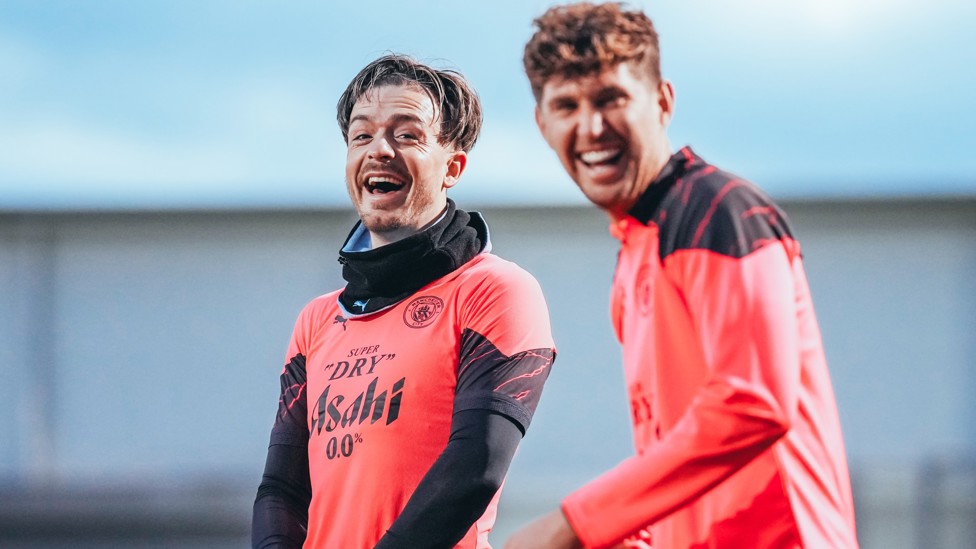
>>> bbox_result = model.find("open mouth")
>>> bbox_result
[577,148,624,168]
[364,175,406,194]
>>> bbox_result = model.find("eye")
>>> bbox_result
[396,132,419,141]
[596,90,628,110]
[351,132,371,142]
[552,99,577,113]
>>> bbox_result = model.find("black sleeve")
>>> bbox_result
[252,354,312,549]
[453,328,554,433]
[373,408,523,549]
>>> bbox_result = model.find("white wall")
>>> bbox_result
[1,198,974,548]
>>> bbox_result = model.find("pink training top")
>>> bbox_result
[562,148,858,548]
[283,252,554,549]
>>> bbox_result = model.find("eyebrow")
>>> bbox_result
[594,86,627,102]
[349,112,429,127]
[544,94,575,108]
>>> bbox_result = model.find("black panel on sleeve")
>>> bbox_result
[454,328,554,434]
[275,353,309,428]
[252,354,312,548]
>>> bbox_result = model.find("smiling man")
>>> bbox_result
[505,3,858,549]
[252,54,556,549]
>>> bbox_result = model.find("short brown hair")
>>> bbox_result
[336,54,482,153]
[523,2,661,101]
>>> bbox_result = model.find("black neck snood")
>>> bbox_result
[337,199,488,316]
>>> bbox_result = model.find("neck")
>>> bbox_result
[368,204,450,249]
[606,143,674,220]
[369,228,411,249]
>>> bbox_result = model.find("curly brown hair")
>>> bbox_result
[523,2,661,102]
[336,54,482,153]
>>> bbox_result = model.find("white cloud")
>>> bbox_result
[0,0,972,209]
[0,77,345,198]
[0,120,243,184]
[0,25,345,201]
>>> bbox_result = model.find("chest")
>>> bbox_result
[611,225,709,437]
[611,227,662,365]
[304,294,462,440]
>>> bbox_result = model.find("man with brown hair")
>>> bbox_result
[506,3,858,548]
[252,54,555,548]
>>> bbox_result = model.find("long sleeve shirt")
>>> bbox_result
[562,147,858,549]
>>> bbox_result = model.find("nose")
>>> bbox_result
[366,136,395,161]
[577,106,604,139]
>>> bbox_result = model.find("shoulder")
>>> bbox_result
[285,288,343,353]
[301,288,343,312]
[657,163,795,260]
[454,253,543,292]
[451,253,550,319]
[453,254,554,353]
[293,288,343,327]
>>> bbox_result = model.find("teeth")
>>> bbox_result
[365,175,405,194]
[367,176,404,186]
[579,149,621,165]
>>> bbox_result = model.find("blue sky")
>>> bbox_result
[1,0,974,209]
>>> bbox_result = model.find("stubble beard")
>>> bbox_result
[358,189,436,238]
[360,211,404,235]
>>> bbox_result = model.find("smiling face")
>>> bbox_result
[345,84,466,247]
[535,63,674,219]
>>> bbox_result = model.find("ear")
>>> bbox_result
[658,79,675,126]
[443,150,467,189]
[534,104,546,134]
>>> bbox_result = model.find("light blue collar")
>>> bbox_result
[342,223,372,252]
[341,210,451,253]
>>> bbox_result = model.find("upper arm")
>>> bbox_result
[454,262,556,433]
[665,180,803,423]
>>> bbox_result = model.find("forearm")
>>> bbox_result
[563,390,788,547]
[252,493,309,549]
[252,427,311,549]
[375,410,522,549]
